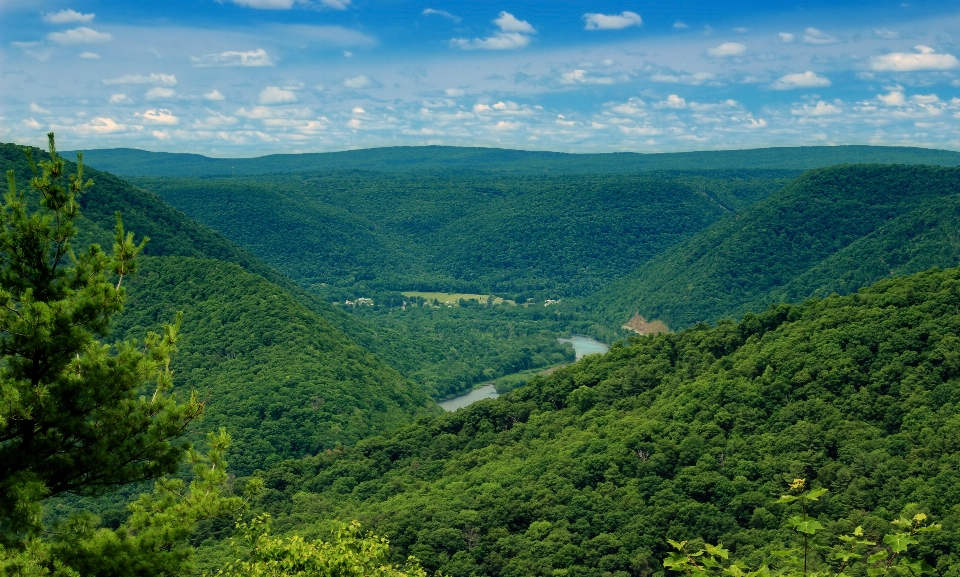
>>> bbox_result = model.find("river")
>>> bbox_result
[437,335,609,412]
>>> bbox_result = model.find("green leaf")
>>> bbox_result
[884,532,917,553]
[867,550,889,564]
[668,539,688,551]
[775,495,799,504]
[805,487,828,501]
[664,553,689,568]
[705,543,730,560]
[794,519,824,535]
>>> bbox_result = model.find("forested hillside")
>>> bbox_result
[590,164,960,330]
[75,145,960,178]
[110,257,436,474]
[0,142,442,474]
[130,171,791,298]
[202,266,960,577]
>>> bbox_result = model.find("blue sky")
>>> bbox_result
[2,0,959,156]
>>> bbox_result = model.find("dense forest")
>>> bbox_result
[5,138,960,576]
[77,144,960,178]
[193,266,960,576]
[128,170,791,298]
[589,164,960,330]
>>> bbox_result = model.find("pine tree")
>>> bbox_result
[0,135,250,576]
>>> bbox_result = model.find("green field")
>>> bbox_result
[401,291,516,305]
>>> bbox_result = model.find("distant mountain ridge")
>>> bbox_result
[70,144,960,177]
[589,164,960,330]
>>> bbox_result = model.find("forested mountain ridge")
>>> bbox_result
[589,164,960,330]
[0,142,440,474]
[73,144,960,177]
[203,266,960,577]
[110,257,436,475]
[129,170,793,298]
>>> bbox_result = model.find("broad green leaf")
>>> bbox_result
[867,550,889,564]
[775,495,799,504]
[794,519,824,535]
[705,544,730,560]
[663,552,689,568]
[805,487,828,501]
[668,539,687,551]
[884,532,917,553]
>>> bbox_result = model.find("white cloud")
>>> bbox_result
[109,93,131,104]
[104,73,177,86]
[771,71,831,90]
[802,27,838,45]
[559,69,615,85]
[494,12,535,33]
[874,28,899,39]
[192,48,274,67]
[343,75,376,88]
[673,20,688,29]
[733,27,748,33]
[42,9,95,24]
[259,86,298,105]
[792,101,842,116]
[139,109,180,125]
[779,32,795,43]
[445,88,465,97]
[78,52,100,59]
[352,107,365,114]
[878,91,906,105]
[72,117,129,135]
[151,130,171,140]
[30,103,51,114]
[912,93,939,104]
[193,112,238,127]
[145,87,178,100]
[204,90,226,101]
[870,46,959,71]
[47,27,112,45]
[320,0,351,9]
[650,71,715,85]
[452,11,535,50]
[706,42,746,58]
[583,11,642,31]
[658,95,687,109]
[231,0,294,8]
[422,8,460,23]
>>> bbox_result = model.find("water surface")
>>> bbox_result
[557,335,609,359]
[438,384,499,411]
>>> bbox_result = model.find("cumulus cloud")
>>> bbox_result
[139,109,180,124]
[109,93,131,104]
[343,75,377,88]
[30,103,51,114]
[559,69,615,85]
[231,0,295,8]
[104,73,177,86]
[706,42,746,58]
[802,27,838,45]
[42,9,95,24]
[583,11,642,31]
[78,52,100,59]
[792,101,842,116]
[779,32,795,43]
[445,88,465,97]
[878,91,906,105]
[72,117,129,135]
[422,8,460,23]
[145,87,179,100]
[452,11,535,50]
[48,27,112,45]
[870,46,959,71]
[259,86,298,104]
[204,90,226,101]
[650,71,715,85]
[192,48,274,67]
[658,95,687,109]
[770,71,831,90]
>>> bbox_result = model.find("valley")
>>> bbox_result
[3,140,960,576]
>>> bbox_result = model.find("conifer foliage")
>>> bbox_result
[0,135,243,575]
